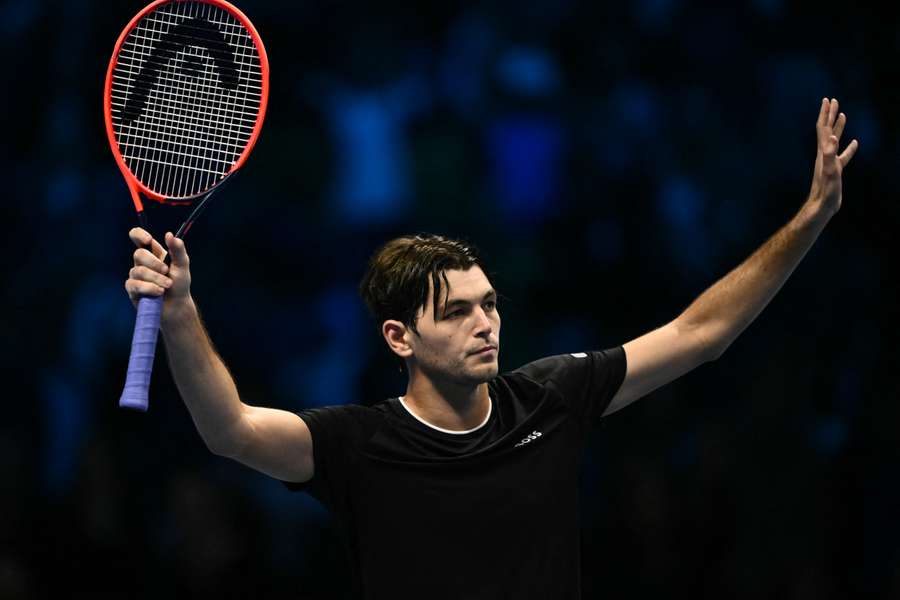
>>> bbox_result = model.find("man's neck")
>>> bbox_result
[401,370,490,432]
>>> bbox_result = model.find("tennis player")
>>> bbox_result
[125,98,857,598]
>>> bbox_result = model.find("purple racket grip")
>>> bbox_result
[119,295,163,411]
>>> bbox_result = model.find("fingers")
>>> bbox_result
[125,230,190,306]
[129,265,173,290]
[821,135,839,176]
[124,277,166,301]
[128,227,167,260]
[165,232,190,268]
[814,97,858,166]
[833,112,846,140]
[839,139,859,167]
[127,228,174,304]
[817,97,829,128]
[817,98,857,160]
[133,245,168,272]
[127,247,173,302]
[817,97,841,130]
[128,227,150,247]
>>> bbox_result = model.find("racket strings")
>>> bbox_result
[110,1,263,199]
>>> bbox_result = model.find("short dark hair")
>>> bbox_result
[359,233,492,333]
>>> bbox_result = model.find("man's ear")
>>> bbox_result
[383,320,414,359]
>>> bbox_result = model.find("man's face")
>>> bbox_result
[406,266,501,386]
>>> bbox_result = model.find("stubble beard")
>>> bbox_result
[422,350,499,388]
[454,349,500,385]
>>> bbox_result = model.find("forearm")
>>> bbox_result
[679,201,833,355]
[160,298,248,455]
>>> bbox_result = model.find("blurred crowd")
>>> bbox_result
[2,0,897,598]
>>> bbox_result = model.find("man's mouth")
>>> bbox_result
[471,346,496,355]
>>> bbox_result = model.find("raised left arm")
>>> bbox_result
[603,98,859,417]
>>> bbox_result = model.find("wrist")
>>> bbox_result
[795,198,834,233]
[161,296,198,332]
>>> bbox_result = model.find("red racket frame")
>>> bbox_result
[104,0,269,210]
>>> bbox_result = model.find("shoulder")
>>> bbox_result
[494,348,628,421]
[298,402,391,443]
[505,348,626,386]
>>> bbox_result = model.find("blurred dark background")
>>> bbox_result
[2,0,897,597]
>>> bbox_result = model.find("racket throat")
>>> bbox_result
[174,171,237,238]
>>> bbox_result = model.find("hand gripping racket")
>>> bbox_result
[104,0,268,411]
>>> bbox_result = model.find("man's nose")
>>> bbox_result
[474,307,493,335]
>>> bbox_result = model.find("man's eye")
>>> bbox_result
[445,310,463,319]
[484,301,497,311]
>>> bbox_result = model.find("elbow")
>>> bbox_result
[705,341,728,362]
[205,437,238,458]
[679,318,728,363]
[207,438,253,461]
[695,326,728,362]
[204,420,252,459]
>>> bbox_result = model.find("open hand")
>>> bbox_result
[807,98,859,217]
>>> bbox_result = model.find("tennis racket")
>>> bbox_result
[104,0,269,411]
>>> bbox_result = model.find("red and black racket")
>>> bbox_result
[104,0,269,411]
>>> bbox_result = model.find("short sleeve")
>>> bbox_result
[281,405,377,513]
[510,347,627,426]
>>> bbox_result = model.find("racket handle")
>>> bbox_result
[119,295,163,411]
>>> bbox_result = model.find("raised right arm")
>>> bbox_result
[125,228,314,483]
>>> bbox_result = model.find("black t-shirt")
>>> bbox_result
[283,348,627,599]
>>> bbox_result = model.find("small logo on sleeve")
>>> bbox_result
[514,430,543,448]
[570,352,587,358]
